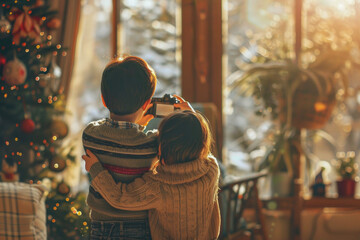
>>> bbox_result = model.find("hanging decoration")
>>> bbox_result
[49,57,62,93]
[49,156,67,172]
[38,56,62,94]
[0,158,20,182]
[46,18,61,29]
[20,118,35,134]
[0,54,6,70]
[2,57,27,86]
[56,181,70,195]
[11,7,41,44]
[0,6,11,38]
[0,16,11,37]
[49,119,69,140]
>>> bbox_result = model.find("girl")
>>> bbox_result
[83,111,221,240]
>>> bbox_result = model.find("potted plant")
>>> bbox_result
[334,151,358,198]
[230,48,349,197]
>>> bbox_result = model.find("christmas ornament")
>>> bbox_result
[49,156,66,172]
[20,118,35,133]
[0,54,6,65]
[0,158,19,182]
[35,0,45,7]
[38,72,51,88]
[0,16,11,38]
[46,18,61,29]
[3,58,27,85]
[57,182,70,195]
[12,8,41,44]
[0,54,6,71]
[38,57,62,94]
[49,57,62,93]
[49,119,68,139]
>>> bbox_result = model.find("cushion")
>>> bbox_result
[0,182,46,240]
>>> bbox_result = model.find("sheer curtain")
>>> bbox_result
[65,0,112,189]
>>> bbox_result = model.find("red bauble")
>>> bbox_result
[0,54,6,67]
[20,118,35,133]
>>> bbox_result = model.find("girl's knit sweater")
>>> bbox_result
[89,156,221,240]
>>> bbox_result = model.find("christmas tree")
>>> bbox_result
[0,0,89,238]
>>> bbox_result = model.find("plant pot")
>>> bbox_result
[279,79,336,130]
[271,172,293,197]
[337,179,357,198]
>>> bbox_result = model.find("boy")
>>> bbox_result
[82,56,158,239]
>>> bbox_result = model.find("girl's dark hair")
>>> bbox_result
[101,56,157,115]
[158,111,213,165]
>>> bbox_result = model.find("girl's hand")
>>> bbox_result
[82,149,99,172]
[173,94,195,112]
[137,103,155,126]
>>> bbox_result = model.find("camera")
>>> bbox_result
[147,94,180,118]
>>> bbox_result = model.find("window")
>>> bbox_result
[67,0,181,133]
[224,0,293,170]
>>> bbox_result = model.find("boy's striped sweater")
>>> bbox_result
[82,118,158,220]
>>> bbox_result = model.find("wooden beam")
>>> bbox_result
[181,0,196,101]
[111,0,119,57]
[181,0,223,159]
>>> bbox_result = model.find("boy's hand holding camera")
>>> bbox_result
[137,94,194,126]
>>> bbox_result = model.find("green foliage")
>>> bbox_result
[46,192,90,240]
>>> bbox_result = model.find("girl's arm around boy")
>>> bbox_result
[84,149,160,211]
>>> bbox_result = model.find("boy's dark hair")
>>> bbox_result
[158,111,213,165]
[101,56,157,115]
